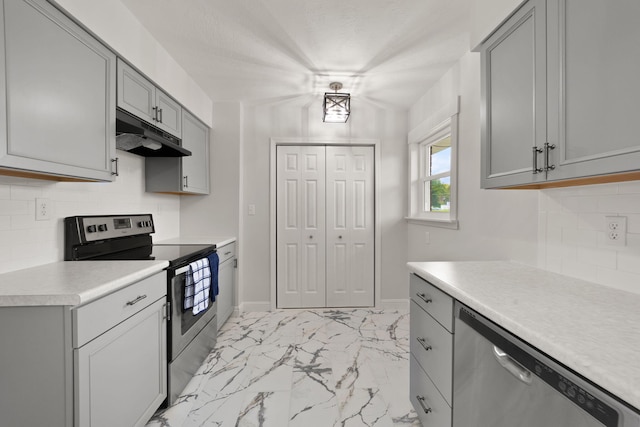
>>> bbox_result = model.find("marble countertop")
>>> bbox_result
[407,261,640,412]
[0,260,169,307]
[155,236,236,248]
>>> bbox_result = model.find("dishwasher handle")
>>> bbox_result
[493,345,532,385]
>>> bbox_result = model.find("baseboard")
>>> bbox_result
[378,299,410,310]
[238,301,272,313]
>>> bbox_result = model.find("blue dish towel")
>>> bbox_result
[207,252,219,302]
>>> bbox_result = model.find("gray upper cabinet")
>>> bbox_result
[481,0,547,189]
[117,59,182,138]
[145,110,210,194]
[482,0,640,188]
[0,0,117,181]
[546,0,640,181]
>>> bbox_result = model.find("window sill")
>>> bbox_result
[405,217,459,230]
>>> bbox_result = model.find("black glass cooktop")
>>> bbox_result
[90,243,215,267]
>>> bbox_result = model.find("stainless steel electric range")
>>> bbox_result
[64,213,218,405]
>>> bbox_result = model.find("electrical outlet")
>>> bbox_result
[36,198,51,221]
[605,216,626,246]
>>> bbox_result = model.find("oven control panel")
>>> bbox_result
[78,214,154,242]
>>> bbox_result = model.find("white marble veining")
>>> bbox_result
[407,261,640,412]
[155,236,236,248]
[147,309,420,427]
[0,260,168,306]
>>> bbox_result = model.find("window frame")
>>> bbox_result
[407,113,459,229]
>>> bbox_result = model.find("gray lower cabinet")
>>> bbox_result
[481,0,640,188]
[117,59,182,138]
[216,242,236,330]
[0,272,167,427]
[0,0,117,181]
[409,273,454,426]
[145,110,210,194]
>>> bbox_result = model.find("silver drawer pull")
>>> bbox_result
[416,337,432,352]
[126,295,147,306]
[224,251,231,255]
[416,293,432,304]
[416,396,432,414]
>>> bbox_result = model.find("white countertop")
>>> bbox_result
[0,261,168,307]
[407,261,640,412]
[155,236,236,248]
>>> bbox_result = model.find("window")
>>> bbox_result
[408,113,458,228]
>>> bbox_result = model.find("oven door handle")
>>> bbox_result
[175,265,190,275]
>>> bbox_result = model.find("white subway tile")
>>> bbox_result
[617,181,640,194]
[618,251,640,275]
[597,194,640,214]
[577,213,606,231]
[561,258,598,282]
[0,200,30,216]
[576,246,617,269]
[10,185,43,200]
[577,182,618,196]
[0,185,10,200]
[561,195,599,213]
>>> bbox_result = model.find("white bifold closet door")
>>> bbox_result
[276,145,374,308]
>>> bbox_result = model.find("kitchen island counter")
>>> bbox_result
[407,261,640,413]
[0,260,168,307]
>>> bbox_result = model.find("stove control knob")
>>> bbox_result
[98,224,107,232]
[87,225,97,233]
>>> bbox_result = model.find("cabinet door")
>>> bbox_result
[547,0,640,180]
[480,0,547,188]
[1,0,116,181]
[216,258,235,330]
[326,146,374,307]
[155,89,182,138]
[117,59,155,124]
[181,111,209,194]
[75,298,167,427]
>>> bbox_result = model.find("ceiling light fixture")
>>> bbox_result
[323,82,350,123]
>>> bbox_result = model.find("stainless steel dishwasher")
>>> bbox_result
[453,302,640,427]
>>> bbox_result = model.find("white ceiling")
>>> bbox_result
[120,0,472,109]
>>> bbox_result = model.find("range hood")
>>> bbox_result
[116,108,191,157]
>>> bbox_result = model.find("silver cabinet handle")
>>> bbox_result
[126,295,147,306]
[544,142,556,172]
[183,176,188,188]
[152,106,158,122]
[416,337,432,352]
[493,346,532,384]
[532,146,543,174]
[111,157,119,176]
[416,293,432,304]
[416,396,432,414]
[158,108,163,123]
[224,251,231,256]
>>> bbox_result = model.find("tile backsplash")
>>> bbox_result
[539,180,640,294]
[0,152,180,274]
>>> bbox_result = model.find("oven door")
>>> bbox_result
[169,264,217,361]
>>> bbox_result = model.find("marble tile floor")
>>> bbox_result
[146,308,422,427]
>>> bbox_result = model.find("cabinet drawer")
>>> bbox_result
[410,300,453,404]
[410,274,454,332]
[73,272,166,347]
[217,242,236,264]
[410,354,452,427]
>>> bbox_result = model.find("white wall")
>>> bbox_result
[0,152,180,274]
[51,0,213,126]
[539,183,640,294]
[180,102,241,238]
[407,51,539,265]
[239,98,408,307]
